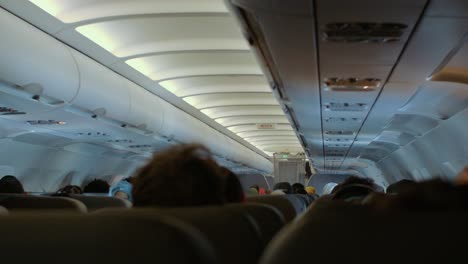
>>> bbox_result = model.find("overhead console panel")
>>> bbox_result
[228,0,427,173]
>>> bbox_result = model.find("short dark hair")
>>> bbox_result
[292,183,307,194]
[83,179,109,193]
[221,167,244,203]
[375,179,468,212]
[386,179,416,194]
[0,175,24,193]
[57,185,82,194]
[332,176,376,202]
[132,144,226,207]
[274,182,292,194]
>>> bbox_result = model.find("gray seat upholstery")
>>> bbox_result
[99,206,263,264]
[0,213,216,264]
[228,203,286,246]
[0,194,87,212]
[69,194,132,211]
[246,195,301,222]
[261,200,468,264]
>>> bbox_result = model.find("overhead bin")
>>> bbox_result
[69,49,131,122]
[0,8,272,173]
[126,79,164,133]
[0,9,79,102]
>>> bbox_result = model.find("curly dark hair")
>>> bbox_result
[132,144,226,207]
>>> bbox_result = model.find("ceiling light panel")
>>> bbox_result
[30,0,228,23]
[183,93,278,109]
[159,76,270,97]
[76,16,248,57]
[237,130,297,138]
[245,136,299,143]
[126,51,261,81]
[228,124,294,134]
[202,105,284,119]
[215,115,288,127]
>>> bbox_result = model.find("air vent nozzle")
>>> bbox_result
[324,22,408,43]
[325,130,355,136]
[324,78,380,91]
[0,106,25,115]
[325,117,361,123]
[325,102,368,112]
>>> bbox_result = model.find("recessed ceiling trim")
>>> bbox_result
[119,49,250,62]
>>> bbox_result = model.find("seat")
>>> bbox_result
[227,203,286,246]
[0,205,8,215]
[261,200,468,264]
[292,194,314,207]
[0,194,87,212]
[98,206,264,264]
[246,195,300,222]
[69,194,132,211]
[0,212,216,264]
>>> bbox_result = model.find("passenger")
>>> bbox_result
[221,167,245,203]
[332,176,377,203]
[109,179,133,202]
[132,144,226,207]
[258,187,266,195]
[305,186,316,195]
[322,182,338,195]
[83,179,110,194]
[455,167,468,185]
[0,175,24,194]
[273,182,292,194]
[249,184,260,192]
[271,189,286,195]
[56,185,82,194]
[246,184,260,196]
[386,179,417,194]
[246,187,259,196]
[366,179,468,212]
[292,183,307,194]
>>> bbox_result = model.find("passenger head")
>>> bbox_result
[109,180,133,202]
[332,176,376,203]
[57,185,82,194]
[132,144,226,207]
[221,167,245,203]
[249,184,260,192]
[83,179,110,193]
[367,179,468,212]
[455,167,468,185]
[273,182,292,194]
[292,183,307,194]
[306,186,316,195]
[0,175,24,194]
[386,179,417,194]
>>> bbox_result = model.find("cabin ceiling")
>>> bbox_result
[0,0,303,156]
[2,0,468,178]
[228,0,468,176]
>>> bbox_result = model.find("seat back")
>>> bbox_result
[0,213,216,264]
[69,194,132,211]
[246,195,299,222]
[0,205,8,215]
[0,194,87,212]
[261,200,468,264]
[99,206,263,264]
[228,203,286,246]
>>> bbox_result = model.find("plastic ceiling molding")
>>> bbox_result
[26,0,303,155]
